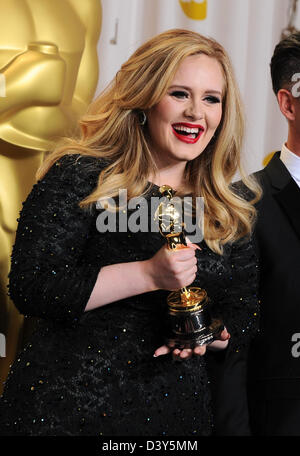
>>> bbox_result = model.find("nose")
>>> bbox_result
[184,98,204,121]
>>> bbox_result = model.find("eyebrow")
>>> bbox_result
[169,85,223,96]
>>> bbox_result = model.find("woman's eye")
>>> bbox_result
[204,95,221,104]
[170,90,189,99]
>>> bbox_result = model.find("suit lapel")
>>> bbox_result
[266,151,300,240]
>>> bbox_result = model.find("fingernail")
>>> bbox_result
[189,244,201,251]
[153,354,157,357]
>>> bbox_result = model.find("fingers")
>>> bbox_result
[153,345,172,357]
[218,328,230,341]
[166,254,198,290]
[172,345,207,360]
[207,328,230,351]
[151,241,201,291]
[172,255,197,271]
[185,237,202,251]
[170,247,198,262]
[153,346,194,360]
[188,243,201,251]
[153,330,229,360]
[208,339,229,351]
[172,348,193,361]
[193,345,207,356]
[153,345,207,360]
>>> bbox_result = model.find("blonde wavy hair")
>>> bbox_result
[37,29,261,254]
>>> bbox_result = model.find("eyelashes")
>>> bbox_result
[169,91,221,103]
[204,95,221,104]
[170,90,189,99]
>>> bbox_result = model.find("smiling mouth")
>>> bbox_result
[172,123,204,143]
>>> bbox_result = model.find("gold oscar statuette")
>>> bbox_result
[156,185,223,348]
[0,0,102,394]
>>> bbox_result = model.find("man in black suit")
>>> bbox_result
[209,32,300,437]
[247,32,300,436]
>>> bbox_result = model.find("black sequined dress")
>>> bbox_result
[0,155,259,436]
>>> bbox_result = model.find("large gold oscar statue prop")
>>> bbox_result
[0,0,102,394]
[156,185,223,348]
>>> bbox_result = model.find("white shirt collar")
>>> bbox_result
[280,143,300,187]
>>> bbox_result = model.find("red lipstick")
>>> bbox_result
[172,122,204,144]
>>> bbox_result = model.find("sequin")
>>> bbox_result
[0,154,259,437]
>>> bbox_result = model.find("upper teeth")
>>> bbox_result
[174,125,200,134]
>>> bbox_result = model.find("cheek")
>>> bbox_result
[156,99,175,123]
[209,106,222,130]
[148,101,172,131]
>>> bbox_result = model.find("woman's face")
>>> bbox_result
[147,54,224,167]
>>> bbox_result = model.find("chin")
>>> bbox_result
[178,150,203,161]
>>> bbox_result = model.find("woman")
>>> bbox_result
[0,29,260,436]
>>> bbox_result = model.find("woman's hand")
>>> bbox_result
[86,240,200,311]
[153,328,230,361]
[144,242,200,292]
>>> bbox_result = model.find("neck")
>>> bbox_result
[286,128,300,157]
[148,160,187,191]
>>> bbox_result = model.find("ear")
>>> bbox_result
[277,89,296,121]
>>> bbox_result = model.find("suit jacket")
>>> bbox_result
[247,151,300,435]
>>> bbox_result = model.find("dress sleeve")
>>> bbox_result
[8,154,103,325]
[213,237,260,353]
